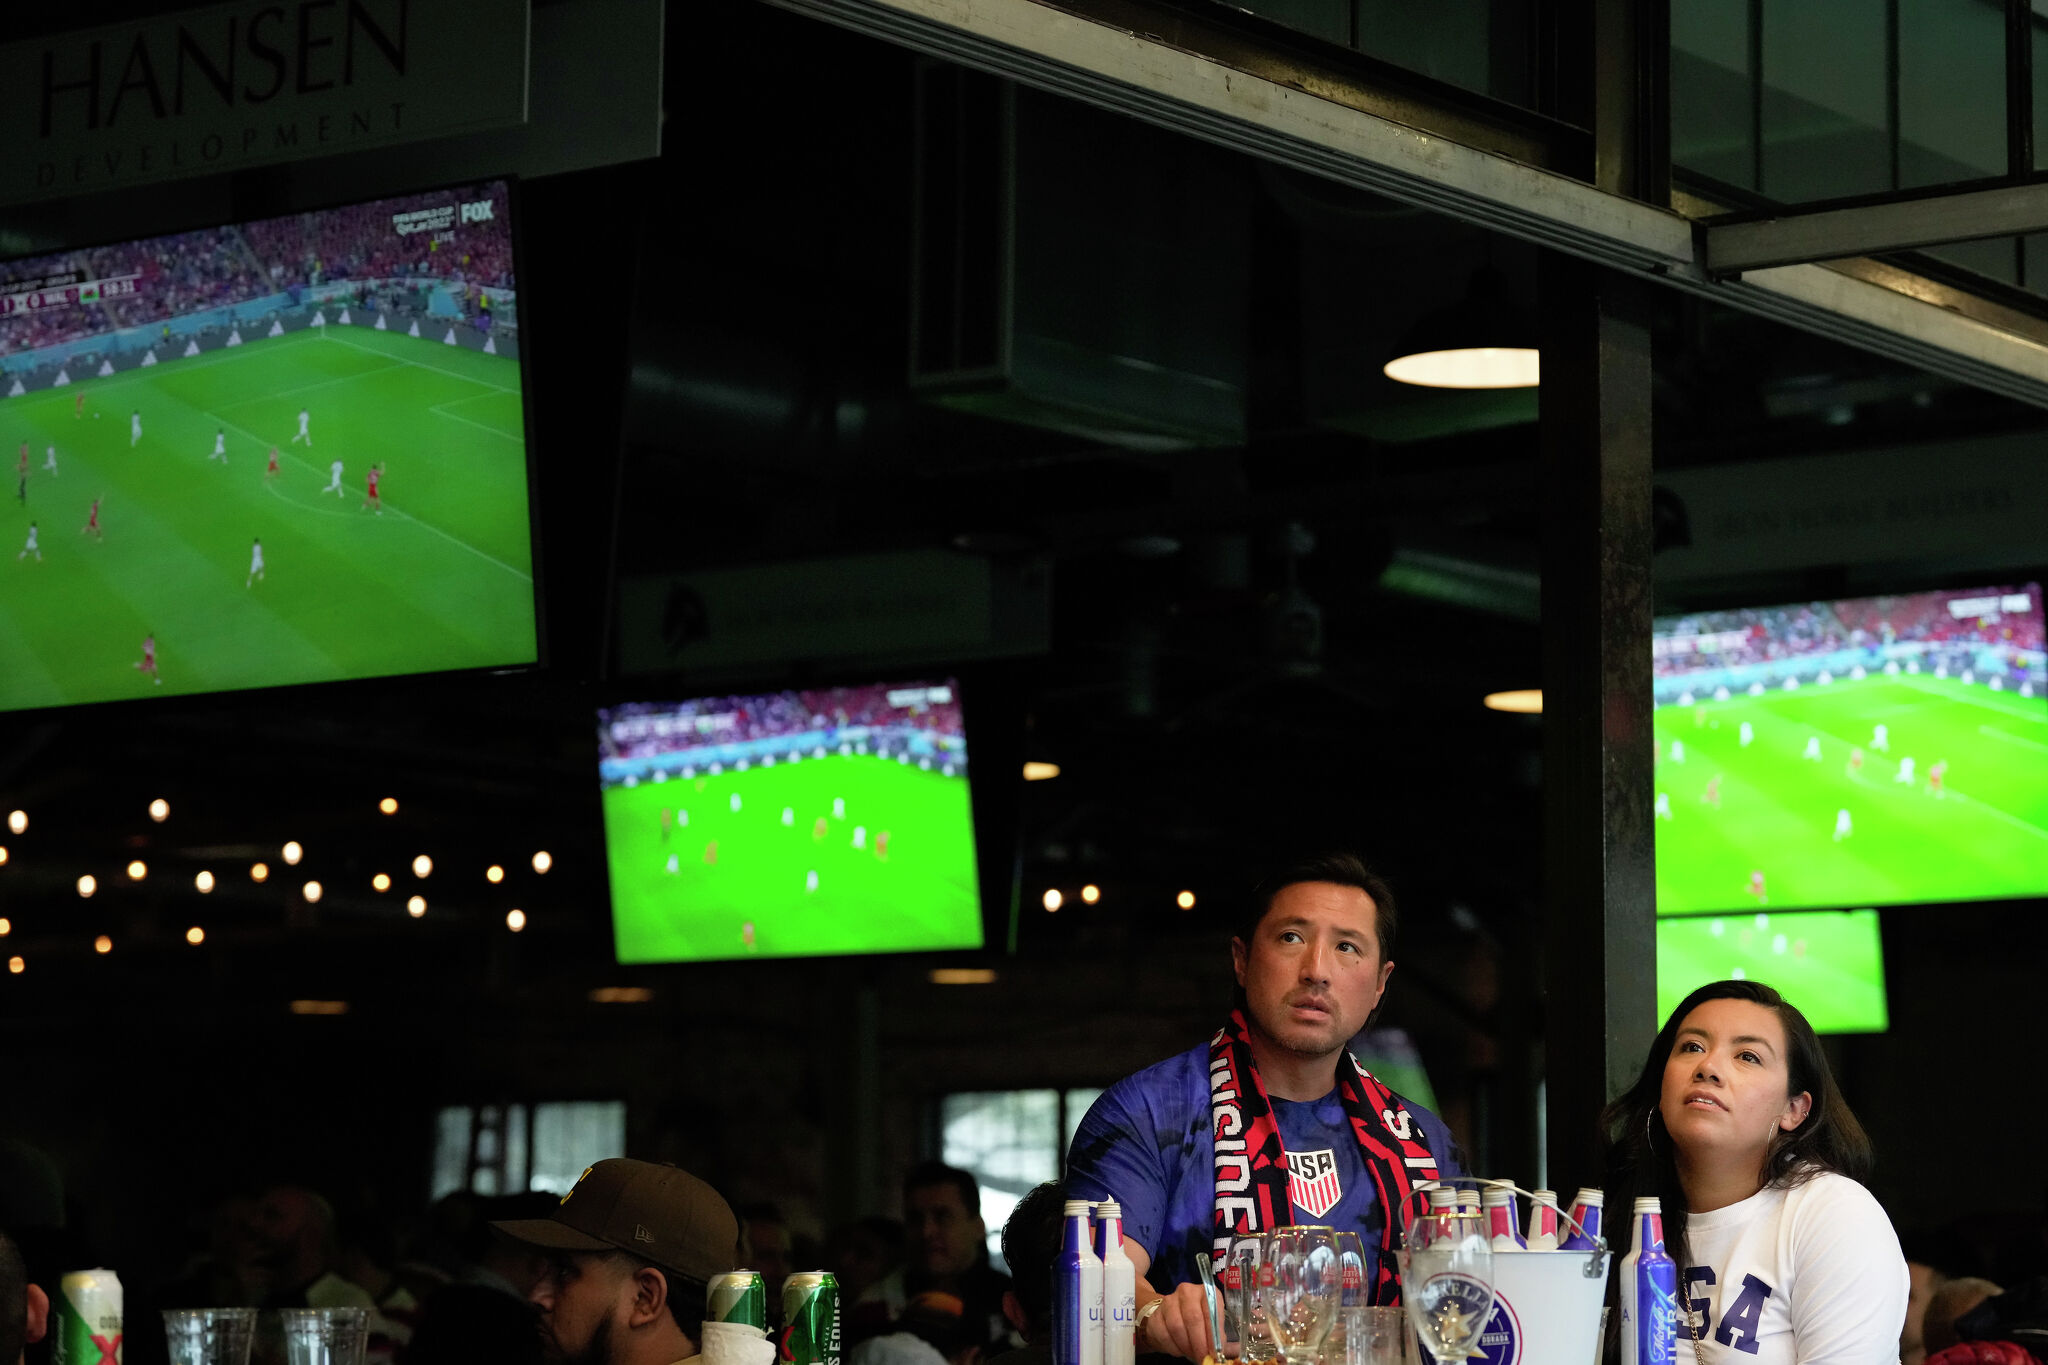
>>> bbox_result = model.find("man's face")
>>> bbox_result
[905,1184,985,1280]
[530,1253,630,1365]
[1232,881,1394,1059]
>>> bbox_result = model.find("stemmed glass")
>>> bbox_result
[1396,1190,1496,1365]
[1266,1225,1340,1365]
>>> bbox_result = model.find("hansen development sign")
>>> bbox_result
[0,0,530,204]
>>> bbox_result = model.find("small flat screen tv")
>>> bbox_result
[1652,583,2046,915]
[0,179,537,710]
[1657,909,1889,1034]
[597,679,984,963]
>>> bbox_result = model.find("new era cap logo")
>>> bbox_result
[635,1224,654,1244]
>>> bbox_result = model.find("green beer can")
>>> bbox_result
[52,1268,123,1365]
[780,1271,840,1365]
[710,1271,768,1330]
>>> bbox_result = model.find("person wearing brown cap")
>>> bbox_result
[494,1158,742,1365]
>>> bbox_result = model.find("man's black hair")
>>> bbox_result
[903,1161,980,1215]
[1000,1182,1068,1334]
[0,1230,26,1365]
[1238,852,1399,960]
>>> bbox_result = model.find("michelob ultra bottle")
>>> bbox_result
[1560,1188,1605,1251]
[52,1269,122,1365]
[1053,1200,1104,1365]
[1094,1201,1136,1365]
[1525,1190,1562,1251]
[1482,1186,1525,1251]
[1619,1197,1678,1365]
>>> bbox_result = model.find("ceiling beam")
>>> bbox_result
[1705,180,2048,275]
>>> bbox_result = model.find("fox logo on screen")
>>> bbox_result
[461,199,496,223]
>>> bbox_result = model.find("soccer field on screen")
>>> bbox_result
[1657,910,1889,1033]
[1654,675,2048,914]
[602,754,984,964]
[0,327,536,710]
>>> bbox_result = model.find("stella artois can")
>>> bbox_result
[52,1268,123,1365]
[780,1271,841,1365]
[710,1271,769,1331]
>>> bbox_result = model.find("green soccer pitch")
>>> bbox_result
[1653,675,2048,915]
[0,326,535,710]
[601,754,983,964]
[1656,909,1888,1033]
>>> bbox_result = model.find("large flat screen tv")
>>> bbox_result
[1657,909,1888,1034]
[0,179,537,711]
[597,679,984,963]
[1652,583,2046,915]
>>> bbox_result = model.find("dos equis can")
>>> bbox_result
[52,1269,123,1365]
[710,1271,769,1331]
[780,1271,841,1365]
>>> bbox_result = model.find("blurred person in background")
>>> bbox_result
[405,1193,556,1365]
[985,1183,1065,1365]
[836,1217,906,1344]
[860,1165,1013,1353]
[0,1231,49,1365]
[1927,1280,2007,1359]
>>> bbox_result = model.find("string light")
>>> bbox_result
[302,881,323,904]
[93,935,112,954]
[186,926,205,945]
[7,811,24,835]
[506,908,527,932]
[195,870,215,893]
[1176,890,1197,910]
[486,864,504,884]
[0,918,10,936]
[1081,884,1101,904]
[7,957,21,975]
[379,797,399,814]
[149,798,169,822]
[1042,888,1063,911]
[412,854,432,878]
[250,862,269,883]
[407,896,426,917]
[372,873,391,892]
[532,851,553,874]
[127,860,146,881]
[0,847,8,866]
[77,874,96,898]
[282,841,303,866]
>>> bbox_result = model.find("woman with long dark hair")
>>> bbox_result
[1601,980,1907,1363]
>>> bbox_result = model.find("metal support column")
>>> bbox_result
[1537,255,1660,1188]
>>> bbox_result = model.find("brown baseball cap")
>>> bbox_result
[491,1158,741,1285]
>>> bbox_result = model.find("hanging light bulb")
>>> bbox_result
[1385,268,1540,390]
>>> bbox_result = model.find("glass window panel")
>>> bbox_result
[1673,0,1756,189]
[507,1103,530,1192]
[1922,236,2022,285]
[1062,1088,1105,1157]
[431,1107,473,1202]
[942,1090,1062,1268]
[530,1101,628,1194]
[1220,0,1532,106]
[1243,0,1348,45]
[1898,0,2006,187]
[1762,0,1891,201]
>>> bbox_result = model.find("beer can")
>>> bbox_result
[710,1271,768,1331]
[52,1268,123,1365]
[781,1271,841,1365]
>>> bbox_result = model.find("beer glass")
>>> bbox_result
[1396,1197,1494,1365]
[163,1308,256,1365]
[276,1307,368,1365]
[1265,1226,1338,1365]
[1226,1232,1276,1363]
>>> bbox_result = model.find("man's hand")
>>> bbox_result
[1138,1282,1216,1363]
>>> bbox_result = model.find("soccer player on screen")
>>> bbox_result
[292,406,311,446]
[1654,791,1672,821]
[82,496,102,540]
[1739,721,1754,748]
[1895,755,1916,785]
[43,444,56,475]
[1746,869,1768,903]
[135,632,160,685]
[210,428,227,462]
[1802,734,1822,761]
[129,409,141,447]
[1848,746,1865,775]
[363,462,383,513]
[1833,808,1854,842]
[1871,722,1890,753]
[18,522,38,562]
[73,389,85,419]
[1701,774,1722,808]
[659,807,671,841]
[247,537,265,587]
[1929,760,1948,798]
[1669,738,1686,764]
[15,442,25,504]
[323,459,344,495]
[265,446,280,480]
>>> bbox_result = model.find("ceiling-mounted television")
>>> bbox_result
[1657,908,1888,1034]
[0,178,538,711]
[1652,582,2045,915]
[597,679,984,964]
